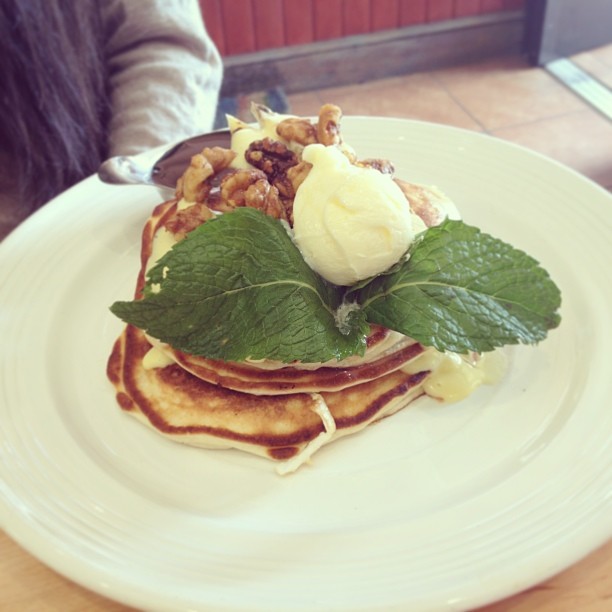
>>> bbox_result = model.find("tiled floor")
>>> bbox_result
[288,47,612,190]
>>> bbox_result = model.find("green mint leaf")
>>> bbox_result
[111,208,368,363]
[353,219,561,353]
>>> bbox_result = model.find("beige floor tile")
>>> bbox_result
[285,91,325,116]
[306,72,483,130]
[433,56,587,130]
[582,42,612,68]
[571,46,612,89]
[492,109,612,187]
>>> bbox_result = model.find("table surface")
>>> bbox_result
[0,530,610,611]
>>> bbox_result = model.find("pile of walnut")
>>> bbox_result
[164,103,418,240]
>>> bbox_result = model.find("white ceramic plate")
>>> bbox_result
[1,118,611,611]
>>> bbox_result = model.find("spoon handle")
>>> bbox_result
[97,129,232,190]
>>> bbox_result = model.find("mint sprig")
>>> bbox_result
[111,210,561,363]
[351,220,561,353]
[111,208,368,363]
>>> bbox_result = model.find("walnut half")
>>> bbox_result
[220,169,287,221]
[176,146,236,202]
[245,138,300,200]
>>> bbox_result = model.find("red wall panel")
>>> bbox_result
[427,0,454,22]
[201,0,525,55]
[480,0,505,13]
[252,0,285,50]
[371,0,400,31]
[284,0,315,46]
[313,0,344,41]
[399,0,426,25]
[343,0,371,36]
[219,0,256,55]
[454,0,480,17]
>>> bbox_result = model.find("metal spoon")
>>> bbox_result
[97,128,231,192]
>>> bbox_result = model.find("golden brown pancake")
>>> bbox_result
[157,337,424,395]
[108,324,429,471]
[107,177,434,472]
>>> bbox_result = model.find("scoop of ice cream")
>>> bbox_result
[292,144,416,286]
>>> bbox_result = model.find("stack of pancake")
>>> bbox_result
[107,199,434,474]
[107,104,466,474]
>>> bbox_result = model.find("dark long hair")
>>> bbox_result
[0,0,110,210]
